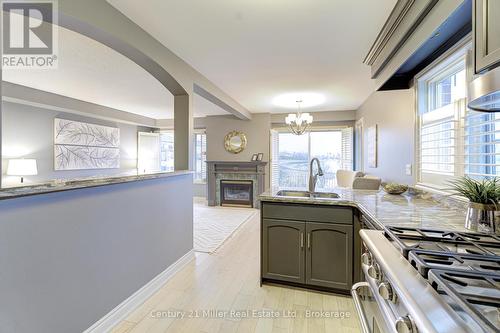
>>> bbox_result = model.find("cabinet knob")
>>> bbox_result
[378,282,396,302]
[367,263,381,281]
[361,252,373,266]
[395,315,415,333]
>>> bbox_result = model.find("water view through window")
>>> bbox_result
[277,131,349,190]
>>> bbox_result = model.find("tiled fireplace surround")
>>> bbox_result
[207,161,267,208]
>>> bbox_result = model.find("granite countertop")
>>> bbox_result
[259,187,468,232]
[0,170,193,201]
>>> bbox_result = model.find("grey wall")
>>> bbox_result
[356,89,415,184]
[205,113,271,186]
[0,173,193,333]
[205,113,271,163]
[1,101,153,186]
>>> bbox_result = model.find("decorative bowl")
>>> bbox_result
[382,183,408,195]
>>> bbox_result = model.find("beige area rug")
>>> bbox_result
[193,197,258,253]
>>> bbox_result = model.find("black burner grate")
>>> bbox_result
[429,270,500,333]
[384,226,500,258]
[409,250,500,278]
[383,226,500,332]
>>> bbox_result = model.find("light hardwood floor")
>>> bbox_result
[112,211,361,333]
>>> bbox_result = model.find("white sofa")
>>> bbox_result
[336,170,381,190]
[352,176,382,190]
[336,170,364,188]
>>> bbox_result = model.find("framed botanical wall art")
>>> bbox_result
[366,125,377,168]
[54,118,120,170]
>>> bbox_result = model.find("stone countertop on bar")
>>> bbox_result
[259,187,468,232]
[0,170,193,201]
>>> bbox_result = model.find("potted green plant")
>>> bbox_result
[448,177,500,234]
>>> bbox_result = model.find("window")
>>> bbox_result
[138,132,161,174]
[416,40,500,190]
[464,109,500,178]
[157,130,207,178]
[420,68,465,179]
[159,131,174,172]
[194,131,207,182]
[270,128,353,190]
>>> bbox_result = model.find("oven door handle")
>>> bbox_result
[351,282,371,333]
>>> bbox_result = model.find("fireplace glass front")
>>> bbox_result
[220,180,253,208]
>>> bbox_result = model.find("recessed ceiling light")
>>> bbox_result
[272,92,325,108]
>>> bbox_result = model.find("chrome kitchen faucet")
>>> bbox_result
[308,158,324,193]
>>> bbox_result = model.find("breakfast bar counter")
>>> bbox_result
[0,170,192,200]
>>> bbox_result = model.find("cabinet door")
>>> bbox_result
[262,219,305,283]
[475,0,500,72]
[306,222,353,290]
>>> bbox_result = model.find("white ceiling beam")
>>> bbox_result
[193,84,252,120]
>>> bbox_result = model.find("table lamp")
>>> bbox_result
[7,159,38,184]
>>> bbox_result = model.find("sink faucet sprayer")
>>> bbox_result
[309,158,324,193]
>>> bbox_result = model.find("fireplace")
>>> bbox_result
[207,161,267,208]
[220,180,253,208]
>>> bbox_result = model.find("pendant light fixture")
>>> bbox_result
[285,100,313,135]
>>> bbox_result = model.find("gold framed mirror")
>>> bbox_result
[224,131,247,154]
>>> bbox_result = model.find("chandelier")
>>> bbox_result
[285,100,313,135]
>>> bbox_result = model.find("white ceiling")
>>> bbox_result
[2,26,229,120]
[108,0,397,113]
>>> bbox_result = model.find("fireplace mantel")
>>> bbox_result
[206,161,267,208]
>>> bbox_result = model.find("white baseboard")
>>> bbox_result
[83,250,195,333]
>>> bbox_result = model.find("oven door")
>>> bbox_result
[351,282,391,333]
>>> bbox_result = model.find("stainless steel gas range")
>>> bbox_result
[351,226,500,333]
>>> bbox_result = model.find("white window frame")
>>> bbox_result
[270,125,354,190]
[414,36,472,194]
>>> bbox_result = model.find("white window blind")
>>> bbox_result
[341,127,354,170]
[463,109,500,179]
[270,129,280,189]
[194,132,207,182]
[419,101,461,187]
